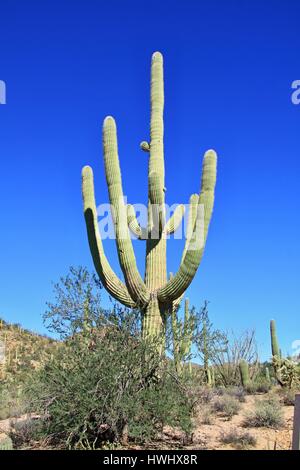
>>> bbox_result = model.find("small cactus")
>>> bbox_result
[239,360,250,388]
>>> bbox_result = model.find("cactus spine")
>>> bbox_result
[82,52,217,341]
[239,360,250,388]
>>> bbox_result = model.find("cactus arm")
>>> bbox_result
[182,194,199,259]
[82,166,135,308]
[148,52,165,230]
[126,204,147,240]
[158,150,217,303]
[173,293,184,311]
[171,197,198,310]
[149,52,165,190]
[170,271,182,310]
[103,117,150,306]
[165,205,185,235]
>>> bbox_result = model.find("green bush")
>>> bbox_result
[25,311,194,449]
[243,396,284,429]
[0,383,25,420]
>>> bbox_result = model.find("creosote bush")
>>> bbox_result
[243,396,284,429]
[25,310,194,449]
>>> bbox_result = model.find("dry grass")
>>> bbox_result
[220,429,257,449]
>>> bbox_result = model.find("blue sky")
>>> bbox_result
[0,0,299,360]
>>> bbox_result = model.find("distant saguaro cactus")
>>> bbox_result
[239,360,250,388]
[270,319,280,358]
[270,319,283,385]
[265,366,270,383]
[171,298,192,373]
[82,52,217,340]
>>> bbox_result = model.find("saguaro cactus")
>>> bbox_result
[270,319,280,358]
[270,319,285,386]
[239,360,250,388]
[82,52,217,340]
[265,366,270,383]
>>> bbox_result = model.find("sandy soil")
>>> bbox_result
[189,395,294,450]
[0,396,295,450]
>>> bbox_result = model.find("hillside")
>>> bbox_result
[0,318,58,382]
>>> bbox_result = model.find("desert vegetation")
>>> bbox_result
[0,267,299,450]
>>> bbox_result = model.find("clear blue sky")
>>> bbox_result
[0,0,299,361]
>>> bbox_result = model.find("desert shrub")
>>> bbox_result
[254,379,272,394]
[9,418,45,449]
[213,395,241,419]
[281,388,297,406]
[0,383,25,420]
[215,386,246,402]
[226,386,246,402]
[243,397,284,429]
[245,379,271,395]
[200,405,215,425]
[43,266,105,338]
[220,429,257,449]
[212,330,258,387]
[25,310,194,449]
[196,386,215,404]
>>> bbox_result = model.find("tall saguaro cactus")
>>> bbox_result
[82,52,217,340]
